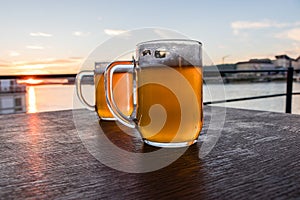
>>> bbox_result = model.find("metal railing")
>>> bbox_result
[1,69,299,114]
[203,67,300,113]
[0,74,77,79]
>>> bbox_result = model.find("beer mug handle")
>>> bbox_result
[75,70,95,111]
[104,61,135,128]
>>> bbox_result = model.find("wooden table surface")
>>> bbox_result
[0,106,299,199]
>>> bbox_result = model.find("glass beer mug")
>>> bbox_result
[105,39,203,147]
[76,62,133,120]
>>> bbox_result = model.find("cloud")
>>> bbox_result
[13,57,83,66]
[72,31,90,37]
[14,70,51,75]
[275,28,300,42]
[26,45,45,50]
[0,57,83,74]
[232,20,283,30]
[104,29,127,36]
[15,64,46,69]
[9,51,20,57]
[0,60,12,68]
[231,20,300,35]
[30,32,53,37]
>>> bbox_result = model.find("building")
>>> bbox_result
[236,55,300,70]
[272,54,300,72]
[236,58,275,70]
[292,56,300,71]
[273,55,293,68]
[235,58,276,77]
[0,79,26,114]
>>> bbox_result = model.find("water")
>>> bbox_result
[204,82,300,114]
[24,82,300,115]
[26,84,77,113]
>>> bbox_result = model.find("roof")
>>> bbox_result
[275,54,293,60]
[236,58,273,65]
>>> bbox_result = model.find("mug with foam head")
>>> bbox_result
[105,39,203,147]
[76,62,133,120]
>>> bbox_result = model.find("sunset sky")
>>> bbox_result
[0,0,299,75]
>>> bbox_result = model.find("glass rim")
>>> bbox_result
[137,39,202,46]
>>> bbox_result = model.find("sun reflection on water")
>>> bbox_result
[27,86,37,113]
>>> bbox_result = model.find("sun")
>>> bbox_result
[18,78,44,85]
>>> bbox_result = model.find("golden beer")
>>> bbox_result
[95,72,133,119]
[137,66,203,144]
[104,39,203,147]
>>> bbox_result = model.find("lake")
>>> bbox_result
[24,82,300,115]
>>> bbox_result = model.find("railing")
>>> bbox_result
[204,67,300,113]
[0,69,299,114]
[0,74,77,79]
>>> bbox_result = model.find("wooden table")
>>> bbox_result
[0,107,299,199]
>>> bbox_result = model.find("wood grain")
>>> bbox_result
[0,107,299,199]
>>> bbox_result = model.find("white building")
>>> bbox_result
[272,54,300,72]
[236,59,275,76]
[292,56,300,71]
[273,55,293,68]
[0,79,26,114]
[236,59,275,70]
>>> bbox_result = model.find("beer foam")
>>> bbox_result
[137,40,202,67]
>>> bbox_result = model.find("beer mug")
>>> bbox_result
[76,62,133,120]
[105,39,203,147]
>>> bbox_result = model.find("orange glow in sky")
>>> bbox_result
[20,78,44,85]
[17,78,68,85]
